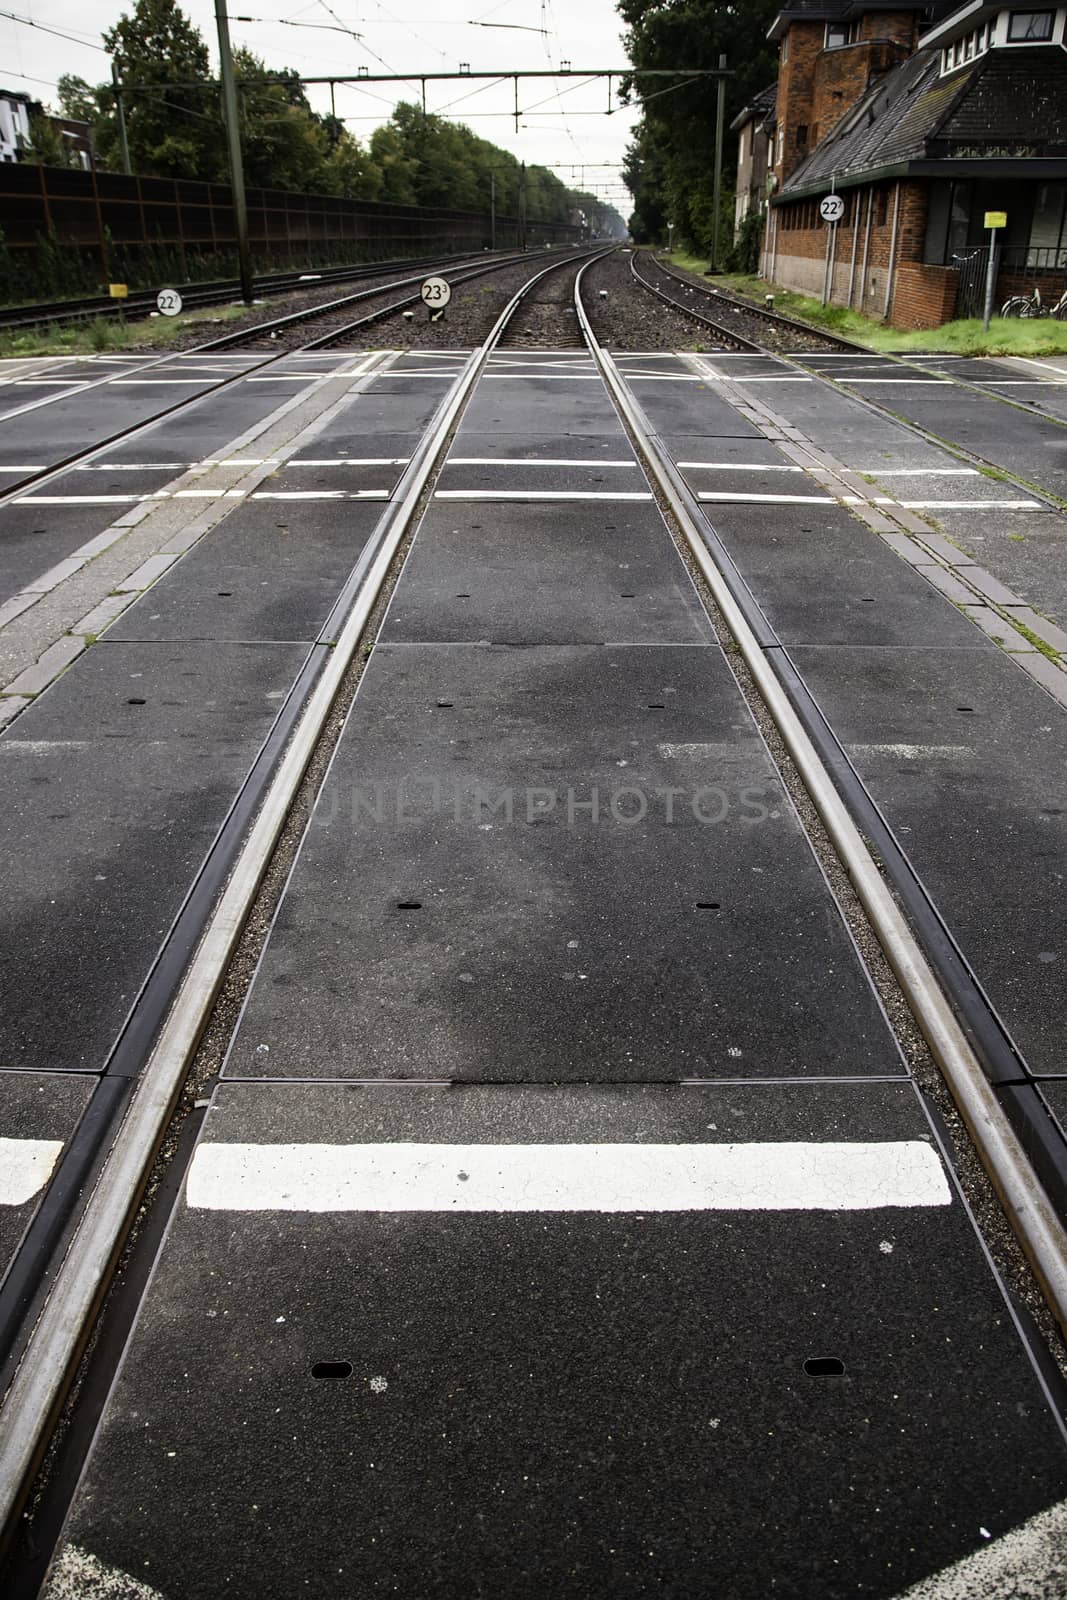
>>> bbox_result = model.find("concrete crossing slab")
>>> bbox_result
[108,501,384,643]
[223,642,902,1083]
[0,1071,95,1269]
[790,644,1067,1078]
[379,502,712,645]
[45,1078,1067,1600]
[0,640,309,1074]
[701,505,992,647]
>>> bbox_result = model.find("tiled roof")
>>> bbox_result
[730,83,777,133]
[780,50,971,188]
[781,46,1067,192]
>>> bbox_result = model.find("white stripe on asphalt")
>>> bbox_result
[252,489,389,500]
[447,458,637,467]
[0,1138,65,1206]
[842,378,952,385]
[186,1140,951,1212]
[677,462,803,472]
[698,491,837,504]
[890,1498,1067,1599]
[482,374,604,380]
[433,490,654,501]
[286,458,410,467]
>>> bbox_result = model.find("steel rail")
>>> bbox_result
[645,253,1067,448]
[644,251,869,353]
[0,246,579,505]
[0,245,613,1545]
[574,256,1067,1333]
[0,251,500,334]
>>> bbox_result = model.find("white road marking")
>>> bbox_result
[842,378,952,385]
[433,490,653,501]
[697,491,837,504]
[677,462,803,472]
[722,376,813,383]
[1012,356,1067,379]
[43,1544,166,1599]
[287,457,410,467]
[0,1138,65,1206]
[889,1497,1067,1599]
[447,458,636,467]
[482,374,604,380]
[252,489,389,500]
[852,744,972,760]
[186,1140,951,1212]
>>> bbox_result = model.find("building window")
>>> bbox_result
[825,21,849,48]
[796,124,808,149]
[1007,10,1054,40]
[781,33,788,64]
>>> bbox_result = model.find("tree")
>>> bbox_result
[17,109,83,169]
[618,0,779,252]
[103,0,224,180]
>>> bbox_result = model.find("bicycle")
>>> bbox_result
[1000,283,1067,319]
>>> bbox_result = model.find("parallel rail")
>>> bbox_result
[2,239,1065,1567]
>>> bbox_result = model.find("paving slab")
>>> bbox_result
[461,373,622,436]
[0,639,308,1073]
[629,382,763,438]
[46,1077,1067,1600]
[0,1070,95,1271]
[224,643,901,1083]
[109,501,384,642]
[380,502,712,646]
[789,645,1067,1077]
[701,504,989,648]
[0,504,116,606]
[913,509,1067,629]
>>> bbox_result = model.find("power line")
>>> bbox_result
[0,9,108,52]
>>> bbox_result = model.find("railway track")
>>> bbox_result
[0,250,519,335]
[630,248,865,355]
[2,246,1067,1596]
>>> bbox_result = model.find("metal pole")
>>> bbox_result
[111,62,132,176]
[214,0,254,305]
[708,53,726,274]
[883,180,901,320]
[520,160,527,251]
[982,227,999,330]
[490,172,496,252]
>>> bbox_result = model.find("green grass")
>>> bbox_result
[666,257,1067,357]
[0,303,249,360]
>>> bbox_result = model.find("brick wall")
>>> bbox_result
[774,24,825,182]
[811,40,910,139]
[890,262,959,327]
[856,10,919,48]
[769,179,961,327]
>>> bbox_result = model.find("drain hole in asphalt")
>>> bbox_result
[437,700,454,707]
[621,592,636,598]
[312,1361,353,1380]
[957,706,975,713]
[127,698,146,705]
[695,902,721,910]
[860,597,874,603]
[648,702,665,708]
[804,1357,845,1377]
[217,591,233,597]
[456,593,471,599]
[396,900,422,910]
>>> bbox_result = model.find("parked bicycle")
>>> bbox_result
[1000,283,1067,319]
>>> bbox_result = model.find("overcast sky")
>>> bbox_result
[1,0,639,209]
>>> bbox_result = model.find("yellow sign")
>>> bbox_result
[108,283,129,298]
[984,211,1007,230]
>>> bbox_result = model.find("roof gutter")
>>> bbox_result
[772,155,1067,202]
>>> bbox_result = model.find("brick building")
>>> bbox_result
[732,84,776,233]
[755,1,1067,326]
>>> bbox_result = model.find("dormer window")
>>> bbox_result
[825,21,850,48]
[1007,10,1054,40]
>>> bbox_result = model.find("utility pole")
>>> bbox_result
[111,62,132,176]
[708,53,726,274]
[490,171,496,252]
[214,0,254,305]
[520,161,527,251]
